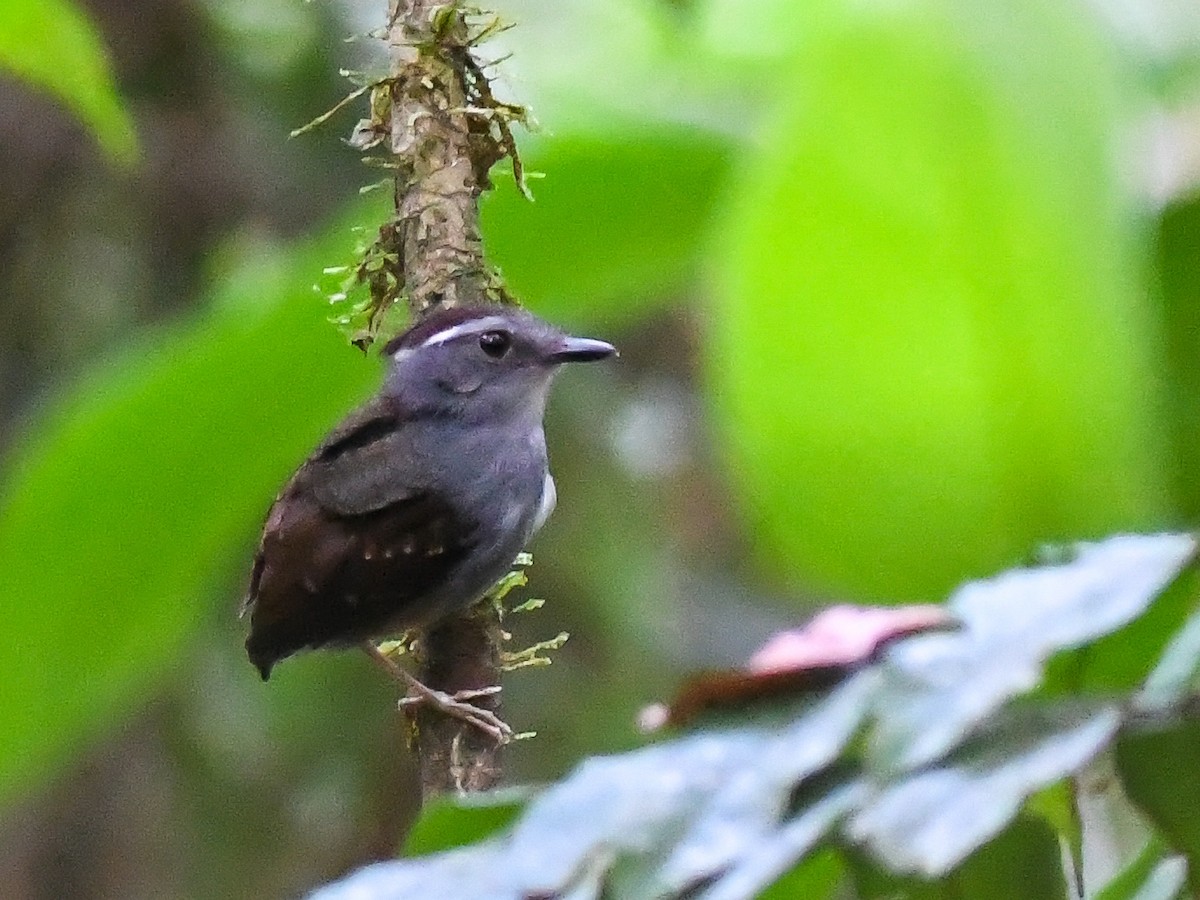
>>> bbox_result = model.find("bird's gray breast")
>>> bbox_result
[416,422,549,620]
[469,426,549,546]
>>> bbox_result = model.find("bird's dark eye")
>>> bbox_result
[478,330,512,358]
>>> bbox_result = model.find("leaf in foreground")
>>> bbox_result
[313,533,1200,899]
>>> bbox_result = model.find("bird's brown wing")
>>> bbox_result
[242,398,477,679]
[303,394,426,516]
[240,395,404,617]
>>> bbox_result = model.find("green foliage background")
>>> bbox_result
[1,0,1200,896]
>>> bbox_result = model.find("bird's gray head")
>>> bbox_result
[381,306,615,424]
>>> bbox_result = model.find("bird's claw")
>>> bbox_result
[399,684,513,743]
[362,642,512,743]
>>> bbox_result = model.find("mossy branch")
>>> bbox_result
[298,0,535,800]
[376,0,528,798]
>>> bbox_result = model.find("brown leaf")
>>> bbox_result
[642,604,955,730]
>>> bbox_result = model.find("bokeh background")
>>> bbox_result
[2,0,1200,896]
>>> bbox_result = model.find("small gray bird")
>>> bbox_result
[242,305,614,731]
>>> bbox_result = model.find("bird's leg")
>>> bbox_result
[361,642,513,744]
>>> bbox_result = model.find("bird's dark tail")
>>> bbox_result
[245,635,276,681]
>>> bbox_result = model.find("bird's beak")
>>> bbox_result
[548,336,617,363]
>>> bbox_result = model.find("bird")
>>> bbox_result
[241,304,615,737]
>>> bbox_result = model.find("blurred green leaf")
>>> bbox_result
[0,0,137,164]
[0,204,382,808]
[849,815,1069,899]
[697,0,1200,108]
[1156,197,1200,521]
[482,127,733,327]
[1118,719,1200,894]
[1060,564,1200,696]
[953,815,1069,900]
[1136,606,1200,714]
[1094,837,1187,900]
[693,0,813,72]
[489,0,710,133]
[758,849,843,900]
[1028,781,1082,863]
[473,0,737,330]
[710,0,1172,600]
[403,789,530,857]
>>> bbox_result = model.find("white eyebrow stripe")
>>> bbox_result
[420,316,511,348]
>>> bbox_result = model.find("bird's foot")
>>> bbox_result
[397,683,512,744]
[361,641,512,744]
